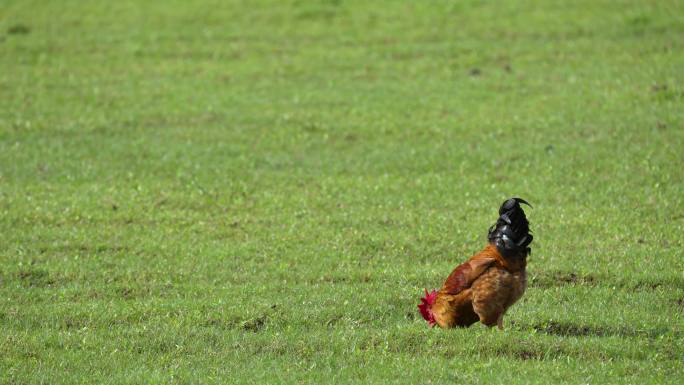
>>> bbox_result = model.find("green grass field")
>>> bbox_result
[1,0,683,383]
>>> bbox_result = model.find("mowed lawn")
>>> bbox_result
[1,0,683,383]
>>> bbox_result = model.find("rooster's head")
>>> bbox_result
[418,289,438,327]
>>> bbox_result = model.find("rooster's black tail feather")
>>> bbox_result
[488,197,533,257]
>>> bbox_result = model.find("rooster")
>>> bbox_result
[418,198,533,329]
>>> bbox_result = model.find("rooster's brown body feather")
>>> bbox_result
[431,244,527,328]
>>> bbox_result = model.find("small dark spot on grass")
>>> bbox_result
[203,316,242,329]
[628,15,651,27]
[296,7,339,21]
[310,274,372,285]
[61,317,88,330]
[302,122,323,133]
[22,351,39,359]
[469,68,482,76]
[7,24,30,35]
[111,204,118,211]
[560,273,587,284]
[503,63,512,73]
[558,273,577,283]
[48,243,127,255]
[622,276,683,290]
[514,349,542,360]
[530,320,677,338]
[545,144,554,153]
[326,315,342,327]
[530,271,597,288]
[405,312,416,320]
[624,14,654,36]
[651,83,668,93]
[377,217,394,226]
[676,298,684,311]
[115,284,154,299]
[477,343,557,361]
[242,315,267,332]
[16,268,55,287]
[633,280,662,290]
[535,321,601,337]
[241,305,279,332]
[118,287,134,299]
[317,275,348,284]
[359,337,384,351]
[649,83,684,102]
[355,236,388,256]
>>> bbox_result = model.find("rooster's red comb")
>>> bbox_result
[417,289,438,327]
